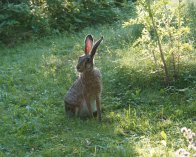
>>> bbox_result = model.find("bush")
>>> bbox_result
[0,0,134,45]
[123,0,193,85]
[185,1,196,47]
[0,2,32,45]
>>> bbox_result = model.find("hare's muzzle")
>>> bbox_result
[76,65,82,72]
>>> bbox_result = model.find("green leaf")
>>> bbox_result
[160,131,167,140]
[161,140,167,147]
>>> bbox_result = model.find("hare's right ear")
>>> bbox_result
[85,34,93,55]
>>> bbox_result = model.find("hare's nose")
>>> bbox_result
[76,65,80,70]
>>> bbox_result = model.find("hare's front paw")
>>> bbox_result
[98,113,102,123]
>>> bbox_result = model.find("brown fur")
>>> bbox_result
[64,35,103,122]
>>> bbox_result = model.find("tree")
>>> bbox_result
[124,0,193,85]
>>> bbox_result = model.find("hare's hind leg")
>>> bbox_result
[64,101,75,117]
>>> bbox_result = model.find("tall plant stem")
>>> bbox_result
[177,0,182,76]
[164,4,177,80]
[146,0,170,85]
[152,49,158,69]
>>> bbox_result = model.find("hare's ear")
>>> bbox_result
[90,36,103,58]
[85,34,93,55]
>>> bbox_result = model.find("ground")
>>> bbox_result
[0,24,195,157]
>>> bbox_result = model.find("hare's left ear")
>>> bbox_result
[90,36,103,58]
[85,34,93,55]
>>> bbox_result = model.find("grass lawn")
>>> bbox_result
[0,23,195,157]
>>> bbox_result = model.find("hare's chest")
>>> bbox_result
[85,79,101,93]
[80,97,96,116]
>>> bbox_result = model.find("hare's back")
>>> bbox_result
[64,79,84,105]
[94,68,102,78]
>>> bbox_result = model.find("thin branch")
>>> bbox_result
[164,3,177,80]
[146,0,170,85]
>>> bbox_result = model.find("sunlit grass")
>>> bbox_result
[0,23,195,156]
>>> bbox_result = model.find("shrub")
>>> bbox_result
[0,2,32,45]
[123,0,193,85]
[185,1,196,47]
[0,0,134,45]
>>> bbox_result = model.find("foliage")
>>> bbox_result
[123,0,193,85]
[0,0,134,45]
[184,1,196,47]
[0,2,32,44]
[0,22,195,156]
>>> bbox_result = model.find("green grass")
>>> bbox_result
[0,23,195,157]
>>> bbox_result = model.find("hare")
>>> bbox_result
[64,34,103,122]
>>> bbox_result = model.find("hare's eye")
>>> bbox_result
[86,58,90,62]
